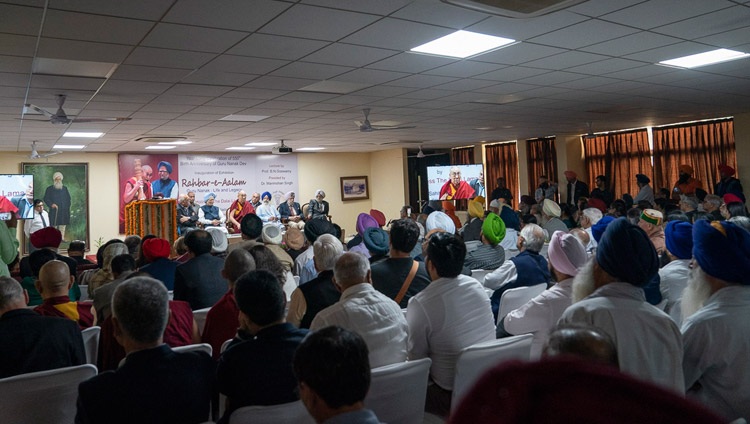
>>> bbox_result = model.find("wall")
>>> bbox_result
[370,148,408,223]
[734,112,750,193]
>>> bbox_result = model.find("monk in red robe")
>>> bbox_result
[226,190,255,234]
[33,260,94,329]
[439,166,475,200]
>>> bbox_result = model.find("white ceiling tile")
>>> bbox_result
[111,65,193,83]
[476,66,549,82]
[433,78,497,92]
[0,4,44,36]
[343,18,451,50]
[624,41,716,63]
[0,56,32,73]
[696,26,750,49]
[0,72,30,87]
[30,75,105,91]
[387,74,459,89]
[367,52,455,73]
[600,0,734,30]
[262,4,380,41]
[0,34,37,57]
[567,0,646,17]
[180,70,257,86]
[528,19,639,49]
[523,51,609,70]
[125,47,217,69]
[163,0,291,31]
[391,0,488,28]
[164,84,234,97]
[302,0,411,15]
[271,62,352,80]
[228,34,329,60]
[100,80,172,95]
[465,11,588,41]
[515,71,585,86]
[653,6,750,39]
[423,60,502,78]
[475,43,566,66]
[48,0,174,20]
[202,55,288,75]
[580,31,683,56]
[38,38,132,63]
[332,68,408,85]
[142,23,249,53]
[566,58,644,75]
[42,10,154,44]
[303,43,399,68]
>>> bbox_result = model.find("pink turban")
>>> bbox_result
[547,231,587,277]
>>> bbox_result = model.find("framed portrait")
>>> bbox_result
[21,163,88,254]
[340,176,369,201]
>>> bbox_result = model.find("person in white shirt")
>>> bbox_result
[499,231,587,357]
[24,199,49,252]
[633,173,655,206]
[680,219,750,421]
[407,232,495,417]
[311,252,408,368]
[659,220,693,325]
[559,217,684,393]
[579,207,602,253]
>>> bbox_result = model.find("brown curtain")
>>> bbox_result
[451,146,475,210]
[584,129,651,202]
[526,137,558,198]
[485,142,519,206]
[652,118,736,195]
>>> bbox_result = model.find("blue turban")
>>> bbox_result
[693,220,750,285]
[665,221,693,260]
[363,227,389,255]
[591,215,615,243]
[596,218,659,287]
[500,205,520,231]
[204,192,216,202]
[157,161,173,174]
[261,191,272,201]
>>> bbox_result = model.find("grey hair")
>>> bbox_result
[0,276,24,310]
[582,208,603,225]
[313,234,344,271]
[729,216,750,233]
[112,277,169,344]
[520,223,545,253]
[333,252,370,289]
[704,194,722,208]
[223,248,256,283]
[680,195,699,210]
[315,189,326,198]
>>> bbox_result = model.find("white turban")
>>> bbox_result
[543,199,561,218]
[426,211,456,234]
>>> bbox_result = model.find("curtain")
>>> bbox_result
[584,129,651,202]
[451,146,475,210]
[652,118,735,194]
[485,142,519,206]
[526,137,558,198]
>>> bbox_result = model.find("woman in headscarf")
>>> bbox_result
[88,242,130,296]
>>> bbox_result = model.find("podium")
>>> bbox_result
[124,199,178,242]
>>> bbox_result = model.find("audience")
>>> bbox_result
[174,229,227,310]
[92,254,137,322]
[295,219,337,285]
[88,242,129,296]
[542,324,619,367]
[311,252,408,367]
[463,212,506,271]
[294,326,381,424]
[67,240,93,265]
[76,277,214,424]
[261,224,294,272]
[34,260,93,328]
[217,270,308,423]
[288,234,343,328]
[137,237,178,290]
[659,220,693,325]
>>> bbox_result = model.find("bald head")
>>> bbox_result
[37,260,73,298]
[543,325,618,367]
[333,252,370,290]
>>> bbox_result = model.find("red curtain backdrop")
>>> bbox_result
[526,137,558,198]
[652,118,736,194]
[451,146,475,210]
[485,142,519,206]
[584,129,652,201]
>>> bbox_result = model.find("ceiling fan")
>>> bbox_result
[22,94,132,125]
[29,140,62,159]
[408,146,447,159]
[355,108,415,132]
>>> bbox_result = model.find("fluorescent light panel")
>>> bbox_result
[145,145,176,150]
[226,147,256,150]
[219,114,269,122]
[296,147,325,151]
[659,48,750,68]
[63,131,103,138]
[411,30,515,59]
[53,144,85,149]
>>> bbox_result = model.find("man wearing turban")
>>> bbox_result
[198,192,226,231]
[633,173,655,206]
[541,199,567,240]
[714,163,744,203]
[151,161,179,199]
[671,164,703,200]
[559,218,684,393]
[681,220,750,421]
[255,191,282,229]
[658,220,692,325]
[463,213,505,271]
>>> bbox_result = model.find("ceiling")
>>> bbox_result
[2,0,750,155]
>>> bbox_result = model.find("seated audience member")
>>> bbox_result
[199,192,227,230]
[247,244,296,300]
[295,219,336,285]
[488,198,500,215]
[679,195,699,222]
[681,220,750,421]
[255,191,283,229]
[288,234,343,328]
[20,227,77,281]
[123,235,142,261]
[626,207,642,225]
[261,224,294,272]
[34,260,93,329]
[568,228,590,252]
[225,190,255,234]
[484,223,550,320]
[349,213,379,258]
[135,235,158,269]
[202,249,256,359]
[461,198,485,242]
[499,205,521,254]
[702,194,723,221]
[448,357,724,424]
[174,229,227,310]
[362,227,389,264]
[283,226,307,261]
[138,238,178,290]
[227,213,264,254]
[88,242,130,296]
[177,194,199,236]
[78,239,123,285]
[76,277,214,424]
[463,212,506,271]
[92,254,137,322]
[207,226,229,259]
[541,199,567,240]
[217,270,308,423]
[311,253,408,368]
[659,221,693,325]
[408,232,495,417]
[559,218,684,392]
[278,191,304,229]
[294,326,381,424]
[639,209,666,255]
[579,207,603,253]
[498,231,587,356]
[67,240,93,265]
[370,208,386,228]
[22,249,76,306]
[172,236,188,261]
[0,214,19,278]
[425,211,456,235]
[371,219,431,308]
[542,324,618,367]
[0,276,85,378]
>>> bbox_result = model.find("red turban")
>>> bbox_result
[369,209,386,227]
[141,238,171,262]
[564,170,577,179]
[718,164,735,176]
[30,227,62,249]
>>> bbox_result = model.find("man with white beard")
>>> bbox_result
[681,219,750,421]
[559,217,684,393]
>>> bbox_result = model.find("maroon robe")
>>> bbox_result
[34,296,94,329]
[201,290,239,360]
[227,200,255,233]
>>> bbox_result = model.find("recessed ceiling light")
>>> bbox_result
[158,140,192,145]
[245,142,277,147]
[226,146,256,150]
[411,30,515,59]
[659,48,750,68]
[33,57,118,78]
[219,114,269,122]
[53,144,85,149]
[296,147,325,151]
[474,127,496,131]
[63,131,104,138]
[145,145,176,150]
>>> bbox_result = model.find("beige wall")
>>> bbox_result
[734,112,750,194]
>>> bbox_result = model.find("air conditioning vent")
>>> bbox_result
[441,0,586,18]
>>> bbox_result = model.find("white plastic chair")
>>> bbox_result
[81,326,101,365]
[365,358,431,424]
[452,334,533,408]
[0,364,98,424]
[78,284,89,301]
[496,283,547,325]
[172,343,213,357]
[193,307,211,335]
[471,269,490,282]
[228,400,314,424]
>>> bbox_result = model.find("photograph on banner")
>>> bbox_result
[0,174,34,219]
[118,154,179,234]
[427,164,484,200]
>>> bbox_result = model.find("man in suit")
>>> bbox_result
[0,276,85,378]
[278,191,304,229]
[174,229,227,309]
[75,277,214,424]
[564,170,589,206]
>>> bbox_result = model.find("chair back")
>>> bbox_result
[78,284,89,301]
[497,283,547,325]
[0,364,98,424]
[172,343,213,357]
[366,358,431,424]
[81,326,101,365]
[229,400,314,424]
[452,334,533,407]
[471,269,490,282]
[193,307,211,335]
[301,203,309,219]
